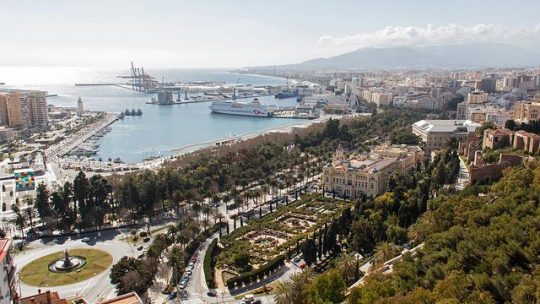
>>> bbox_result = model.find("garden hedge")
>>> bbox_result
[204,238,219,288]
[226,254,285,290]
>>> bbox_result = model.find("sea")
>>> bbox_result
[0,67,305,163]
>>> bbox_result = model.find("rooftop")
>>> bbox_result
[413,120,481,133]
[19,291,67,304]
[0,238,12,262]
[96,292,143,304]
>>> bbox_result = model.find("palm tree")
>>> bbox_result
[167,246,185,284]
[11,205,26,238]
[274,281,293,304]
[372,242,399,270]
[334,253,358,285]
[24,206,36,228]
[167,224,178,239]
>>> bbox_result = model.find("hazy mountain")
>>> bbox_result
[263,43,540,71]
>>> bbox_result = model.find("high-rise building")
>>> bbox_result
[478,77,497,93]
[0,91,48,130]
[0,92,24,127]
[23,91,48,129]
[517,75,536,90]
[0,238,17,304]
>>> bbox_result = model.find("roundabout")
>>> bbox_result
[19,248,113,287]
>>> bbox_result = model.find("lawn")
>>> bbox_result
[19,248,113,287]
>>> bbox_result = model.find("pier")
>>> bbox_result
[146,94,274,105]
[46,113,120,159]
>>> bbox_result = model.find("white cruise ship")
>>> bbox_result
[210,98,275,117]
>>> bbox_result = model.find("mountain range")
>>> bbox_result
[257,43,540,71]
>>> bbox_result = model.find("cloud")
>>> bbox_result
[318,23,540,48]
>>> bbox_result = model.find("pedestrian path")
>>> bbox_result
[181,297,205,304]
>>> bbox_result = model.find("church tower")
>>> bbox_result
[333,144,346,164]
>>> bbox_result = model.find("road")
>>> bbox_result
[348,243,425,291]
[14,228,143,303]
[456,156,470,190]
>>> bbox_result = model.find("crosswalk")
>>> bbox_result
[180,297,205,304]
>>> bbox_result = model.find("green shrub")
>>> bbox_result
[204,239,219,288]
[226,255,285,290]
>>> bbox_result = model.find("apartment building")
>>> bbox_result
[0,238,17,304]
[0,90,48,131]
[467,90,489,104]
[513,101,540,124]
[0,93,24,127]
[24,91,48,128]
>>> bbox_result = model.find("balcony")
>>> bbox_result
[7,265,16,284]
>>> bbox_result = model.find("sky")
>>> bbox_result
[1,0,539,68]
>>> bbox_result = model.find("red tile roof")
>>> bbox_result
[0,238,12,262]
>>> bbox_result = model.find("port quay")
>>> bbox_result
[46,113,119,160]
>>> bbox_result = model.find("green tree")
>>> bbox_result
[35,183,52,224]
[302,238,317,266]
[309,270,346,303]
[233,253,252,273]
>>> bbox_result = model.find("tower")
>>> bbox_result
[333,144,346,164]
[77,97,84,116]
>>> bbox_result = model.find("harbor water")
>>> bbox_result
[0,67,304,163]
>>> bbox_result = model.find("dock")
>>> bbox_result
[146,94,274,105]
[45,113,120,159]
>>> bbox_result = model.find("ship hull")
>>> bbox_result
[210,100,274,117]
[210,108,273,117]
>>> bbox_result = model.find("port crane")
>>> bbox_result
[117,62,158,93]
[184,81,191,100]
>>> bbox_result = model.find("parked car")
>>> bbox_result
[137,245,143,251]
[207,290,217,297]
[81,237,90,242]
[242,294,255,304]
[143,237,151,243]
[168,292,177,300]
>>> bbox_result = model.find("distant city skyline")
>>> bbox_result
[1,0,540,68]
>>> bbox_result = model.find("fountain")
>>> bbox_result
[48,249,87,273]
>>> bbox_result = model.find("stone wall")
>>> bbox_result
[469,154,525,183]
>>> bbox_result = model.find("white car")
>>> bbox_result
[81,237,90,242]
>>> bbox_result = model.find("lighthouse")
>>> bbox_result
[77,96,84,116]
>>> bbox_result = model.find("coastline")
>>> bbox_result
[136,114,342,170]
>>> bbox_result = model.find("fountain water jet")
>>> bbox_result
[48,249,87,273]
